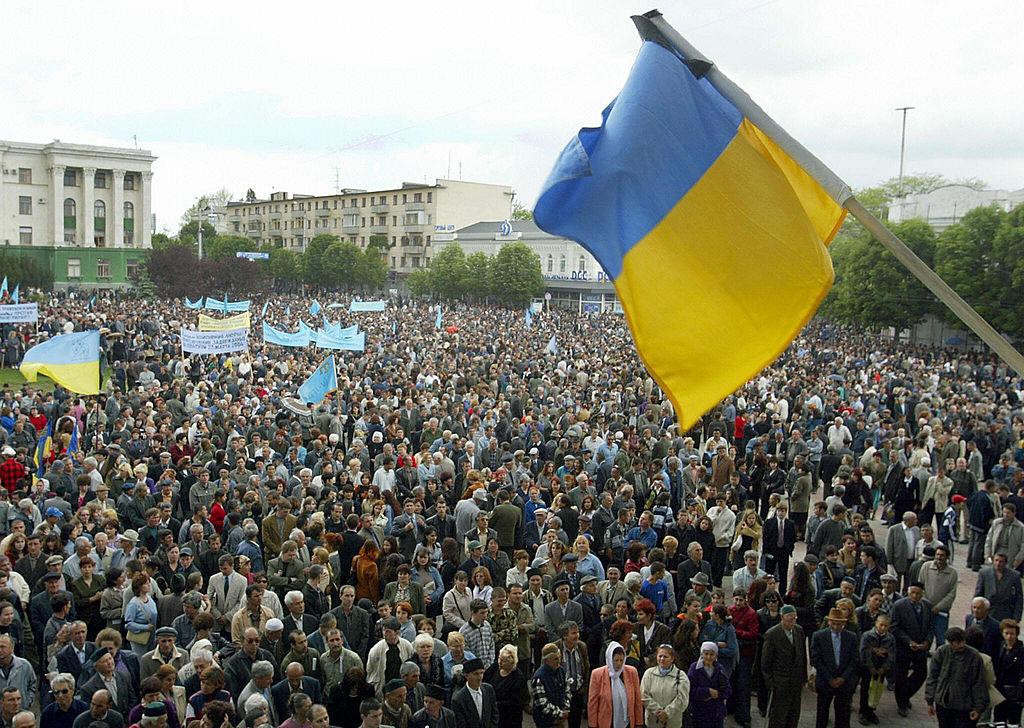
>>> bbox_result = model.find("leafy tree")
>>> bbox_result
[322,241,362,288]
[367,235,390,255]
[489,242,544,308]
[0,251,53,289]
[128,257,157,299]
[268,248,300,283]
[146,244,201,298]
[822,219,937,331]
[151,233,176,250]
[205,234,257,262]
[177,220,216,250]
[512,199,534,221]
[428,244,470,299]
[464,251,492,299]
[355,248,388,290]
[300,234,338,286]
[936,204,1024,340]
[407,269,432,298]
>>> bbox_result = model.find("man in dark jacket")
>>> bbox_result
[410,683,457,728]
[451,658,497,728]
[925,627,989,728]
[810,609,859,728]
[762,504,797,592]
[761,605,808,728]
[890,582,933,716]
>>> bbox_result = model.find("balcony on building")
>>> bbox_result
[403,224,428,234]
[370,203,390,214]
[315,207,330,218]
[405,201,426,212]
[269,211,282,220]
[291,208,307,218]
[246,228,262,239]
[369,224,389,234]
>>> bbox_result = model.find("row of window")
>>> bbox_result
[18,226,135,246]
[15,167,139,190]
[235,211,428,233]
[18,197,136,219]
[65,258,138,279]
[234,190,431,216]
[548,254,588,273]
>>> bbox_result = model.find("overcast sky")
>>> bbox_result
[4,0,1022,232]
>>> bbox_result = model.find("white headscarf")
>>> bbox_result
[605,643,629,728]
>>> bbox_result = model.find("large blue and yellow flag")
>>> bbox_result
[20,330,101,395]
[534,39,845,429]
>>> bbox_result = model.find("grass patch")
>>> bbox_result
[0,368,53,391]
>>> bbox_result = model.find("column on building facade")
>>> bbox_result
[140,172,153,247]
[50,164,65,246]
[82,167,96,247]
[112,170,125,247]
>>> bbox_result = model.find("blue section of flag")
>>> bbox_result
[11,285,19,304]
[546,336,558,355]
[298,355,338,404]
[35,418,53,477]
[309,300,322,316]
[261,301,270,317]
[435,306,443,330]
[67,423,80,455]
[24,330,100,366]
[525,307,533,329]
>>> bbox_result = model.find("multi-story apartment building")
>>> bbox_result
[223,178,513,273]
[0,139,156,288]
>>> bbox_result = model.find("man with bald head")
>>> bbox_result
[71,689,126,728]
[271,662,322,724]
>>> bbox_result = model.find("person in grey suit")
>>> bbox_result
[760,605,807,728]
[810,609,859,728]
[974,553,1024,621]
[329,585,373,659]
[451,658,498,728]
[543,580,583,638]
[885,512,920,592]
[207,554,248,633]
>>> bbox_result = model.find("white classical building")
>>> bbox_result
[888,184,1024,232]
[0,139,156,249]
[435,220,620,312]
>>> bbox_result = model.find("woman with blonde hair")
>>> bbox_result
[588,642,644,728]
[730,509,762,568]
[485,643,529,728]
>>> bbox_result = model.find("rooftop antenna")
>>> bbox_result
[447,150,452,180]
[132,135,138,149]
[333,166,341,193]
[459,162,462,181]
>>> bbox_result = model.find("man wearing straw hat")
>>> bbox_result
[810,608,859,728]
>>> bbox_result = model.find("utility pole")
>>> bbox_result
[895,106,914,198]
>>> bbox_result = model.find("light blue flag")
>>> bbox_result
[185,297,205,309]
[298,355,338,404]
[349,300,386,313]
[546,336,558,355]
[392,320,398,334]
[11,285,19,304]
[315,330,366,351]
[88,295,96,310]
[261,301,270,317]
[262,321,310,347]
[0,278,7,296]
[525,307,533,329]
[435,306,443,330]
[309,300,322,316]
[285,305,291,316]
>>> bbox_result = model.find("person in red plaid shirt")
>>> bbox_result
[0,447,28,495]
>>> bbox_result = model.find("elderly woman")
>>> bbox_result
[588,643,644,728]
[484,644,530,728]
[410,632,446,686]
[157,663,189,727]
[640,644,691,728]
[185,665,231,720]
[687,642,731,728]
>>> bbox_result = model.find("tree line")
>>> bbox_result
[406,241,545,308]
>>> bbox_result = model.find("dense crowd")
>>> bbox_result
[0,290,1023,728]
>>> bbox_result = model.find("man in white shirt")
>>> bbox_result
[372,457,396,492]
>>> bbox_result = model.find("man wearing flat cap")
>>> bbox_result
[410,683,456,728]
[382,678,412,728]
[760,604,807,728]
[139,626,189,681]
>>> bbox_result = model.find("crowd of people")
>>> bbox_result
[0,290,1022,728]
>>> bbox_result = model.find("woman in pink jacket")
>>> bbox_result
[588,643,644,728]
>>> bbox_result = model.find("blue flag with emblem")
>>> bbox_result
[435,306,443,330]
[298,355,338,404]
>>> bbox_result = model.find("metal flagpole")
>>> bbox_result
[635,10,1024,376]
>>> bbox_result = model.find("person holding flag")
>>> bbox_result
[298,354,338,405]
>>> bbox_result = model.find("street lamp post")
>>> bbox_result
[194,204,213,259]
[895,106,915,199]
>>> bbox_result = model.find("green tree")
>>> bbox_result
[407,269,432,298]
[464,251,492,299]
[512,199,533,221]
[300,234,338,286]
[268,248,301,283]
[151,232,176,250]
[322,241,361,288]
[205,234,257,261]
[489,242,544,308]
[936,204,1024,339]
[355,248,388,290]
[822,219,937,331]
[428,244,470,298]
[177,220,216,249]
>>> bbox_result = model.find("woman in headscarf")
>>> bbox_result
[639,644,691,728]
[686,642,731,728]
[587,643,644,728]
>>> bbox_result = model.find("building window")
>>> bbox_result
[64,169,77,187]
[95,171,107,188]
[97,259,111,278]
[18,227,32,245]
[402,194,407,204]
[124,230,134,245]
[18,168,31,184]
[126,259,139,278]
[124,174,135,190]
[579,256,586,271]
[124,201,134,220]
[427,192,432,203]
[64,198,77,230]
[414,193,422,202]
[94,200,106,218]
[392,195,398,205]
[391,256,396,267]
[560,255,566,273]
[67,258,81,278]
[412,256,420,267]
[547,255,553,272]
[19,196,32,215]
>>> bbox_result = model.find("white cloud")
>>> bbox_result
[3,0,1022,227]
